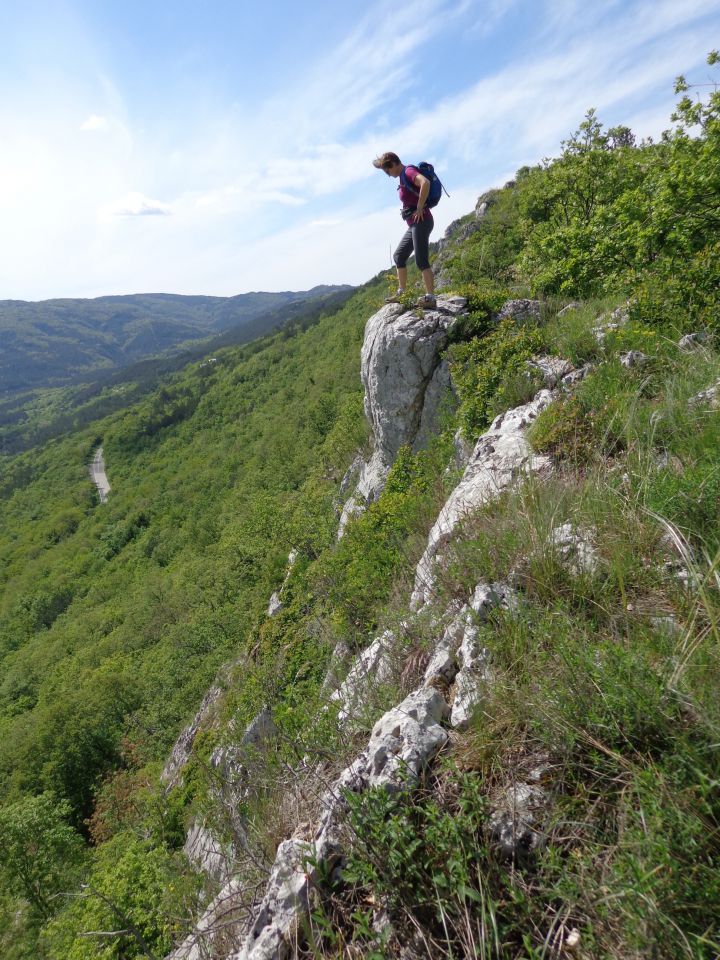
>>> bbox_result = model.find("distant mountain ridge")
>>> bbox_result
[0,286,352,394]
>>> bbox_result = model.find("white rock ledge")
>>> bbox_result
[411,389,555,609]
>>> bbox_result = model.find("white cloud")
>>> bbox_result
[104,192,171,218]
[80,113,109,132]
[2,0,719,300]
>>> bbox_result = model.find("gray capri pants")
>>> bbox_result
[393,212,434,272]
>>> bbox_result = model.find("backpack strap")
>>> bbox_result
[399,166,420,197]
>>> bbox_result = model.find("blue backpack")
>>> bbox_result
[400,161,448,208]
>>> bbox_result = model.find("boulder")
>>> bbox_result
[526,355,574,389]
[678,332,710,351]
[495,299,541,324]
[550,523,600,577]
[620,350,651,368]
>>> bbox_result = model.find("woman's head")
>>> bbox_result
[373,152,403,176]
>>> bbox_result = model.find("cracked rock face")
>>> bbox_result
[168,877,248,960]
[361,303,451,475]
[411,389,555,609]
[234,686,450,960]
[364,686,449,788]
[450,583,517,729]
[184,820,232,884]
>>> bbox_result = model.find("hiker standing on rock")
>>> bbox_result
[373,151,437,308]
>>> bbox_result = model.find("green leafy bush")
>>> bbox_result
[449,318,544,439]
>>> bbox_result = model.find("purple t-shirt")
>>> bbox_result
[397,165,421,206]
[397,165,433,224]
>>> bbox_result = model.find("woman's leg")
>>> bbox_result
[393,229,414,290]
[412,219,434,295]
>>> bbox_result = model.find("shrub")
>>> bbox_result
[449,318,544,440]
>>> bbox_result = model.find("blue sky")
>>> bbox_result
[1,0,718,300]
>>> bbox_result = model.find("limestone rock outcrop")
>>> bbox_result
[167,296,572,960]
[161,684,224,789]
[690,379,720,408]
[339,297,466,535]
[329,629,398,729]
[411,389,555,609]
[184,820,233,884]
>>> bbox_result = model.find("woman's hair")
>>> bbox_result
[372,152,401,169]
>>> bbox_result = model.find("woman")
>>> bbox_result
[373,152,436,308]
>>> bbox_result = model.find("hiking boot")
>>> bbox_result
[384,290,405,304]
[417,294,437,309]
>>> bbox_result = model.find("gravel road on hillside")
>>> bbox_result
[90,446,111,502]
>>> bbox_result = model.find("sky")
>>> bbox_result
[0,0,718,301]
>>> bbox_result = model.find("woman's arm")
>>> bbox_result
[412,173,430,220]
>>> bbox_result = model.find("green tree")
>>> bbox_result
[0,793,84,920]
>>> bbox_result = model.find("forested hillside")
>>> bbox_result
[0,287,352,393]
[0,286,355,455]
[0,56,718,959]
